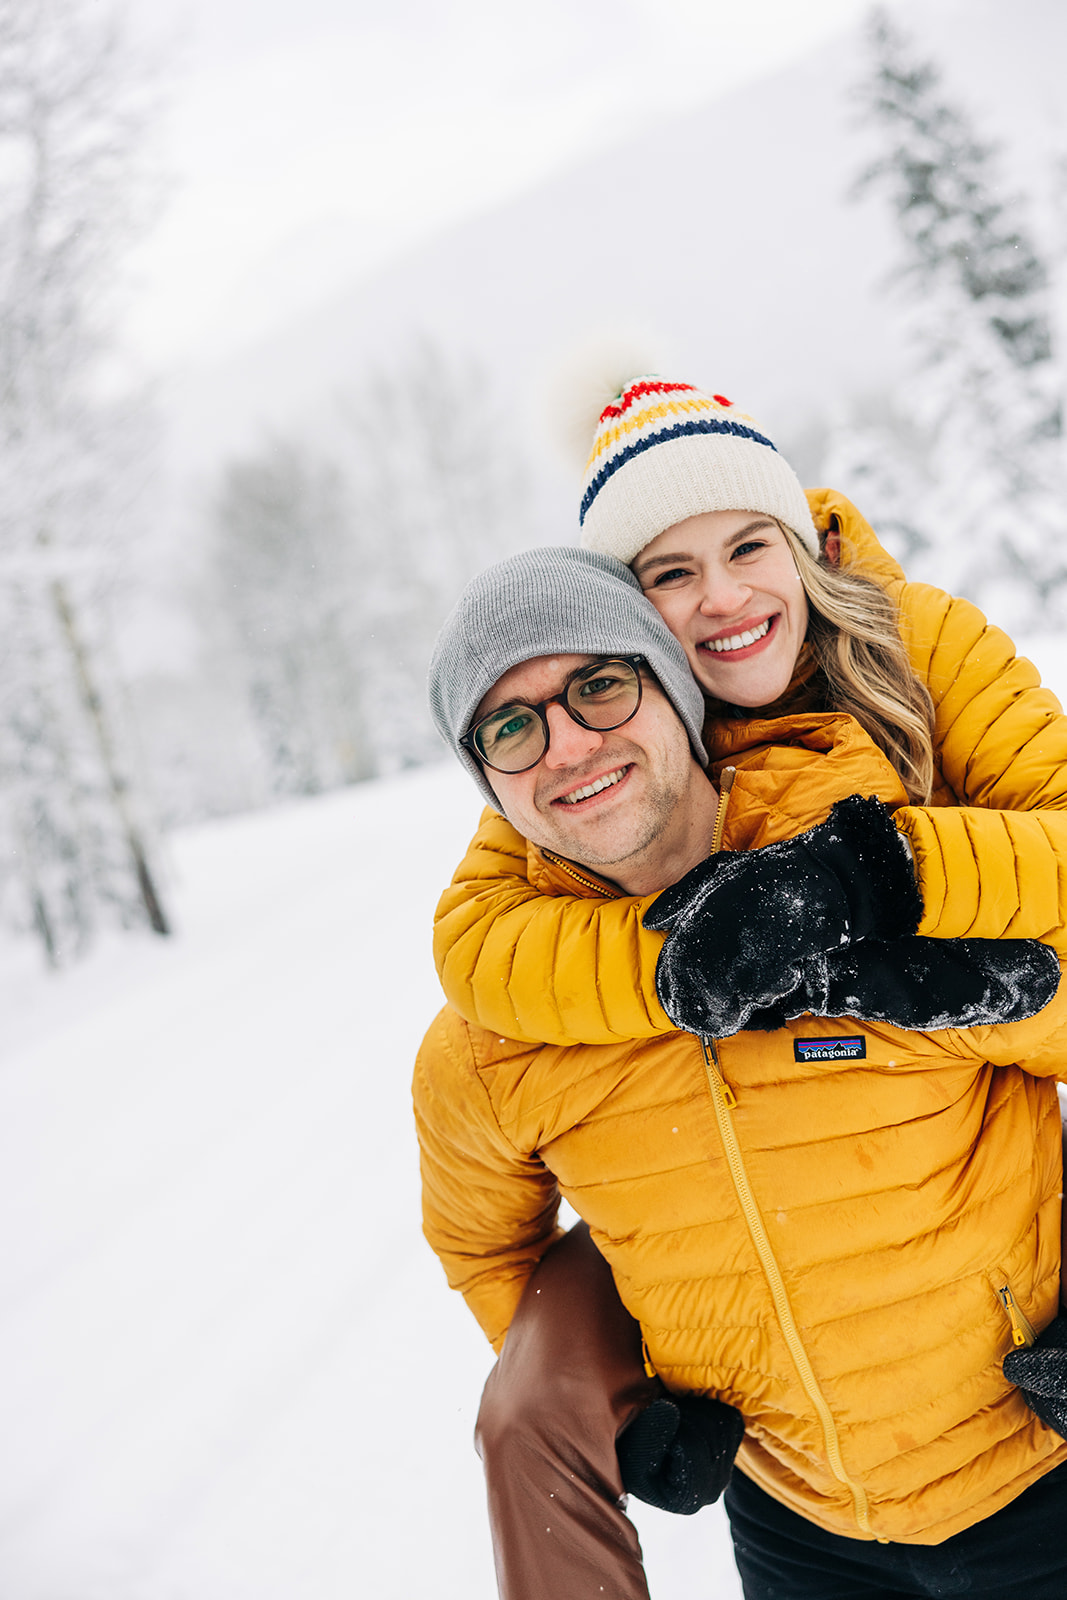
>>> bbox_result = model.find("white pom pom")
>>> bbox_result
[544,331,674,473]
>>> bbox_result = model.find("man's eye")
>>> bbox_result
[578,676,618,698]
[577,670,629,701]
[485,711,534,748]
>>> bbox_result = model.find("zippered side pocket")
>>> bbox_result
[995,1278,1038,1349]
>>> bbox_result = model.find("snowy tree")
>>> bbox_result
[340,338,528,773]
[208,342,528,796]
[0,0,169,963]
[212,437,373,798]
[823,8,1067,626]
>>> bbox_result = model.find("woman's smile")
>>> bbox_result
[697,613,776,657]
[633,510,808,708]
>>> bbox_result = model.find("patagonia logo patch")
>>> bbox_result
[794,1035,866,1063]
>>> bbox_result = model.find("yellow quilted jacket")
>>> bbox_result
[433,490,1067,1045]
[414,713,1067,1545]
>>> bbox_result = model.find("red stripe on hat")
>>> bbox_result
[598,379,698,422]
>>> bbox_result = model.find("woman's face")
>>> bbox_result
[632,509,809,708]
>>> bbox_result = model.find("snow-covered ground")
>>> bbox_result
[0,762,743,1599]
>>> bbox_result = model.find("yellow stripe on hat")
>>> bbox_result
[584,396,758,475]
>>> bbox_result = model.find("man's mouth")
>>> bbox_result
[699,616,774,655]
[556,765,631,805]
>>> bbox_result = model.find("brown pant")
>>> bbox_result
[475,1223,661,1600]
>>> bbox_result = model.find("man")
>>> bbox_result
[415,544,1067,1599]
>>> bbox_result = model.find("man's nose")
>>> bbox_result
[541,701,605,768]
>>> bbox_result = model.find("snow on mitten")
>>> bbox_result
[644,795,922,1036]
[616,1394,744,1515]
[744,937,1061,1036]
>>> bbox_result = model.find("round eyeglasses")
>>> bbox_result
[461,656,645,775]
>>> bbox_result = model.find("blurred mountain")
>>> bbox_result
[161,22,886,505]
[159,0,1066,497]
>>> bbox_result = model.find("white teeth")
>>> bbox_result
[703,618,771,654]
[560,767,627,804]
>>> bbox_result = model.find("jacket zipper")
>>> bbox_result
[698,1034,873,1537]
[541,852,616,898]
[710,766,736,855]
[700,1035,737,1108]
[554,759,873,1532]
[998,1284,1038,1348]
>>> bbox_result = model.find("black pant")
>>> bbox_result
[725,1461,1067,1599]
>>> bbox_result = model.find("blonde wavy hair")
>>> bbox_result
[777,523,936,805]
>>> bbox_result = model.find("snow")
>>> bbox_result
[0,763,741,1598]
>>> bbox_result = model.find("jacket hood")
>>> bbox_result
[807,486,908,591]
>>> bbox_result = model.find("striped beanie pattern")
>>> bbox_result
[578,377,819,565]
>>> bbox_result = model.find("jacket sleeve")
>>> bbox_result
[413,1011,564,1350]
[433,808,673,1045]
[892,582,1067,954]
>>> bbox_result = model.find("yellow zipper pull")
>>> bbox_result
[998,1285,1032,1347]
[641,1336,657,1378]
[701,1037,737,1108]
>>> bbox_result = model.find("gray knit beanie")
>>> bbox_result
[428,545,708,808]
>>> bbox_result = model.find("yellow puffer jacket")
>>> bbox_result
[414,715,1067,1546]
[433,490,1067,1045]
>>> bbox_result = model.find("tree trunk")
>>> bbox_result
[50,577,170,936]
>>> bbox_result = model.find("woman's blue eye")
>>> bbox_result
[733,540,765,558]
[650,567,689,587]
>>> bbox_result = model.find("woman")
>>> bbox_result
[429,377,1067,1599]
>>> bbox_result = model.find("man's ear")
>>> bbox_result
[821,515,841,567]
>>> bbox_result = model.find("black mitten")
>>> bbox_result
[644,795,923,1036]
[744,937,1061,1036]
[616,1394,744,1515]
[1003,1313,1067,1440]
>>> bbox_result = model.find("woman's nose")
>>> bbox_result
[542,701,604,769]
[697,568,752,617]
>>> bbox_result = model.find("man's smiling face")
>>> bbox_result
[473,653,718,894]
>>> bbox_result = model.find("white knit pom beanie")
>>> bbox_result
[578,376,819,564]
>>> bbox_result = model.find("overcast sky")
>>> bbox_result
[123,0,877,371]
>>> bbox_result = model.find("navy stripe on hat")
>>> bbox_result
[580,418,779,525]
